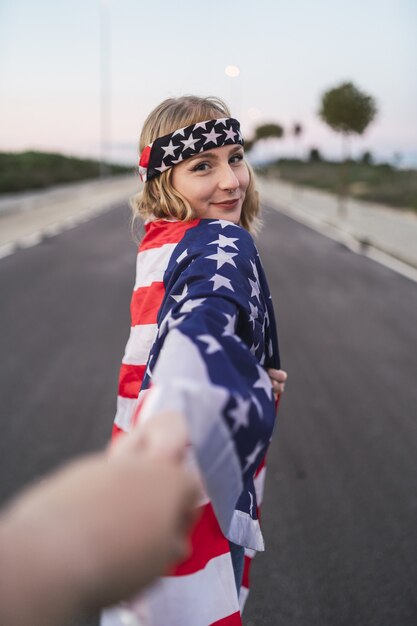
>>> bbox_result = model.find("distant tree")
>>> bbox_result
[244,138,255,153]
[292,122,303,160]
[319,82,377,143]
[309,147,322,162]
[293,123,303,138]
[319,81,377,216]
[361,150,373,165]
[254,123,284,141]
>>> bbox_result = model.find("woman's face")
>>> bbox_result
[171,144,250,223]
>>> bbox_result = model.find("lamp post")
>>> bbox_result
[99,0,111,177]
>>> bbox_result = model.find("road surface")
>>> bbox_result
[0,201,416,625]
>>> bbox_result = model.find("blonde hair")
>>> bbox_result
[131,95,261,234]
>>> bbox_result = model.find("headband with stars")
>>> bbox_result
[138,117,244,182]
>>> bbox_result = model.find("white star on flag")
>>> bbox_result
[197,334,222,354]
[193,121,208,130]
[222,313,237,336]
[180,298,206,313]
[214,118,229,127]
[145,362,153,379]
[248,302,259,328]
[208,219,240,229]
[181,133,199,151]
[253,364,273,399]
[229,395,251,433]
[159,310,186,336]
[209,273,234,292]
[243,440,264,473]
[202,128,222,145]
[250,259,259,282]
[176,249,188,264]
[224,127,237,141]
[249,277,261,302]
[161,140,179,158]
[250,341,260,356]
[172,127,186,137]
[206,247,238,269]
[171,284,188,302]
[155,162,171,174]
[207,234,239,250]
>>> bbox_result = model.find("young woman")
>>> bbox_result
[102,95,287,626]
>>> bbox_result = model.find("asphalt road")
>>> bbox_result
[1,202,416,626]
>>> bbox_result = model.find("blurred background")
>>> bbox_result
[1,1,417,625]
[1,0,416,173]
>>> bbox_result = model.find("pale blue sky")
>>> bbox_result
[1,0,416,165]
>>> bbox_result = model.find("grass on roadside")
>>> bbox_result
[0,151,133,194]
[256,159,417,212]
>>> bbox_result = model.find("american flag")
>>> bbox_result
[104,217,280,626]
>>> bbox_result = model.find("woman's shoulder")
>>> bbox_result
[185,218,256,255]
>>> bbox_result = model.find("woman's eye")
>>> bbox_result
[192,162,210,172]
[230,153,244,164]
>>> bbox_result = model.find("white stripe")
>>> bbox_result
[117,552,239,626]
[134,243,177,289]
[114,395,137,432]
[114,390,151,432]
[244,547,256,558]
[239,585,249,612]
[227,509,264,551]
[122,324,158,365]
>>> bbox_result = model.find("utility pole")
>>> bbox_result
[99,0,111,177]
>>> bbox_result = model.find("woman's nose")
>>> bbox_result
[218,166,240,191]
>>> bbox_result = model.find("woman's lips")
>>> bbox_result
[211,199,239,208]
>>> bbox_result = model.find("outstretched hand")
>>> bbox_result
[267,368,288,400]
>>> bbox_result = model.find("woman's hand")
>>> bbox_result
[267,368,288,400]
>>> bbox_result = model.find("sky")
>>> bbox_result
[1,0,416,167]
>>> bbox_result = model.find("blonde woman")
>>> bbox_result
[103,95,287,626]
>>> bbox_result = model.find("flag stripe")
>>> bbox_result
[172,503,230,576]
[114,395,137,431]
[140,219,200,251]
[134,243,178,289]
[211,613,242,626]
[118,363,146,398]
[131,282,165,325]
[122,324,158,365]
[142,552,240,626]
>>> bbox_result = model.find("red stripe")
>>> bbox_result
[130,282,165,325]
[111,423,126,440]
[211,612,242,625]
[255,454,266,476]
[140,219,200,251]
[170,503,230,576]
[242,554,251,588]
[118,363,146,398]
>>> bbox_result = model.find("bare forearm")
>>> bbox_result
[0,508,86,626]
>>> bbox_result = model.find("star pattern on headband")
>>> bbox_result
[161,140,179,158]
[139,118,244,182]
[203,128,222,145]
